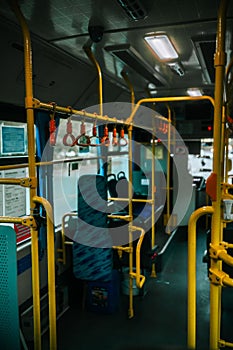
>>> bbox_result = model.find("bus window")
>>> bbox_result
[52,119,98,227]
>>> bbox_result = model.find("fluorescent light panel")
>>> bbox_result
[187,88,203,96]
[144,34,178,61]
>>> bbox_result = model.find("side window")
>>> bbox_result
[52,118,98,227]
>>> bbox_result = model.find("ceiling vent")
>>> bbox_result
[105,43,167,87]
[192,36,216,84]
[116,0,147,21]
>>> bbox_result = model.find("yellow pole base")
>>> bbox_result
[150,264,157,278]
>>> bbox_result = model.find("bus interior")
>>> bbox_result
[0,1,233,349]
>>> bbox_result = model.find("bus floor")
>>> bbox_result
[39,225,233,350]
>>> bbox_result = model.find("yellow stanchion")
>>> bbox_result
[128,124,134,318]
[219,339,233,348]
[131,225,146,288]
[33,196,57,350]
[165,105,172,234]
[187,206,214,349]
[83,46,103,116]
[150,131,156,278]
[209,1,229,349]
[121,71,135,109]
[9,1,41,349]
[57,213,77,265]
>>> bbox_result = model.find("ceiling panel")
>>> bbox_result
[0,0,233,101]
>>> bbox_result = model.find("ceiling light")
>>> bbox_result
[187,88,203,96]
[144,34,178,61]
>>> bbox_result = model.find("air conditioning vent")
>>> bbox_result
[105,43,167,87]
[116,0,147,21]
[192,36,216,83]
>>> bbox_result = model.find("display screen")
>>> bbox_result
[1,125,26,155]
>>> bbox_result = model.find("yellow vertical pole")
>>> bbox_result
[83,46,103,116]
[221,105,226,183]
[209,1,228,349]
[33,196,57,350]
[150,129,156,277]
[224,120,229,184]
[187,206,214,349]
[128,124,134,318]
[166,105,172,233]
[121,71,135,108]
[144,89,156,277]
[121,70,136,315]
[10,2,41,349]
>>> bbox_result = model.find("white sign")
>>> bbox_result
[3,169,27,217]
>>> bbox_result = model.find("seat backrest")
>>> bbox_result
[73,174,113,282]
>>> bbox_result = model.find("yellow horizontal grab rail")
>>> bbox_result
[221,182,233,189]
[0,177,25,185]
[112,246,132,253]
[38,100,169,122]
[222,242,233,249]
[210,242,233,267]
[132,225,146,289]
[126,95,215,124]
[32,196,56,350]
[0,177,36,187]
[219,339,233,348]
[0,156,104,172]
[32,98,168,133]
[107,214,132,221]
[209,267,233,287]
[109,197,154,204]
[187,206,214,350]
[218,250,233,267]
[0,216,29,225]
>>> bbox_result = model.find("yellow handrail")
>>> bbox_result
[83,46,103,116]
[37,99,169,128]
[131,225,146,288]
[121,71,135,110]
[0,216,32,225]
[165,105,172,234]
[9,1,41,348]
[128,124,134,318]
[150,128,156,278]
[187,205,214,349]
[109,197,154,203]
[58,213,77,265]
[218,250,233,267]
[107,214,132,221]
[209,1,229,349]
[219,339,233,348]
[33,196,57,350]
[125,95,215,125]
